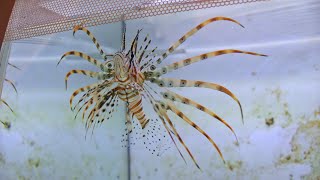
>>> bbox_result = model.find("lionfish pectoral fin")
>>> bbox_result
[57,51,104,70]
[69,82,100,110]
[4,79,18,94]
[85,95,104,133]
[154,49,268,76]
[166,101,225,164]
[83,97,95,124]
[161,90,238,143]
[155,109,187,165]
[88,94,110,136]
[73,21,87,37]
[141,93,188,165]
[155,16,245,65]
[64,70,102,90]
[161,106,201,169]
[0,99,14,113]
[73,23,108,60]
[153,78,244,124]
[8,63,21,70]
[73,89,97,115]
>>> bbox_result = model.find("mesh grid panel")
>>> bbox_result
[4,0,267,41]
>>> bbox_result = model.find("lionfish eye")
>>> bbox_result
[160,103,165,108]
[150,65,156,71]
[106,62,113,68]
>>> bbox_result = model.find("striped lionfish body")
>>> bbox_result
[58,17,267,169]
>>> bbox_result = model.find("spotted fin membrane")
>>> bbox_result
[121,117,173,157]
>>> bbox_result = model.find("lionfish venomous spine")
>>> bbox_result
[57,17,267,169]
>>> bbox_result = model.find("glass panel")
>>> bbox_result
[0,22,129,179]
[124,0,320,179]
[1,0,319,179]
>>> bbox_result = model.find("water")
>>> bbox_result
[1,0,320,179]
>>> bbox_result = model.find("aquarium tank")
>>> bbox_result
[0,0,319,179]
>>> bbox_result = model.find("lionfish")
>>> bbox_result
[57,17,267,169]
[0,63,19,128]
